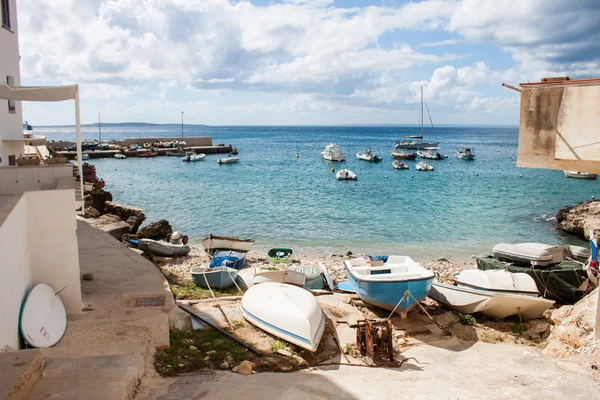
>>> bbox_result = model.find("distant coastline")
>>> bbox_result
[35,123,519,128]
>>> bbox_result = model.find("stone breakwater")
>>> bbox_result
[557,200,600,240]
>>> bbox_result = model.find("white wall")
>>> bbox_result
[0,0,24,165]
[0,190,81,351]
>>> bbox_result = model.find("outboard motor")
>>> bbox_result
[167,231,189,245]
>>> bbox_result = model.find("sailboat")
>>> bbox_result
[395,87,439,150]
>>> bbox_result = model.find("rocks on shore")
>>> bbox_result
[105,201,146,233]
[556,200,600,240]
[136,219,172,240]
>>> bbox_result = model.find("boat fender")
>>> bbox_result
[183,235,189,245]
[331,167,335,172]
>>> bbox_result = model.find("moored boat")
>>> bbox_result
[81,153,90,160]
[114,153,126,159]
[217,154,239,164]
[322,143,346,161]
[391,151,417,160]
[125,238,190,256]
[336,169,357,180]
[240,282,326,351]
[344,256,434,315]
[182,152,205,162]
[395,136,439,150]
[356,150,382,162]
[201,234,255,255]
[166,150,187,156]
[191,266,239,290]
[417,149,444,160]
[267,247,294,264]
[564,170,597,179]
[138,151,158,158]
[415,161,434,171]
[392,160,409,170]
[456,147,475,160]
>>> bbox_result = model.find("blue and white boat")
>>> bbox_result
[344,256,434,315]
[191,266,238,290]
[211,249,247,270]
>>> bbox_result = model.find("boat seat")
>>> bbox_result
[365,272,423,280]
[353,265,409,273]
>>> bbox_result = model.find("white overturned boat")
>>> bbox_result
[564,170,597,179]
[322,143,346,161]
[429,269,555,319]
[336,169,357,180]
[415,161,434,171]
[201,234,255,255]
[217,154,239,164]
[240,282,326,351]
[492,242,590,266]
[254,270,307,287]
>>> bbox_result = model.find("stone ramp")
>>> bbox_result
[0,350,43,400]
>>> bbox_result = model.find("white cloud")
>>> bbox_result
[417,39,465,48]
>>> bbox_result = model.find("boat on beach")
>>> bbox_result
[392,160,409,170]
[356,150,382,162]
[428,270,555,319]
[267,248,294,264]
[182,152,205,162]
[457,147,475,160]
[344,256,434,315]
[415,161,434,171]
[125,238,191,256]
[322,143,346,161]
[201,234,255,255]
[217,154,239,164]
[336,169,357,180]
[391,151,417,160]
[254,270,307,287]
[191,266,239,290]
[564,170,597,179]
[491,242,591,267]
[291,265,325,290]
[211,249,247,270]
[240,282,326,351]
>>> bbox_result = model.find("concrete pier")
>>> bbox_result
[56,145,232,160]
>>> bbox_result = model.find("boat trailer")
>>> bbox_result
[350,319,394,361]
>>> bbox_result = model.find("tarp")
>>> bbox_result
[476,257,594,305]
[0,83,78,101]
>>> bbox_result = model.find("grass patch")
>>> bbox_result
[262,266,280,271]
[270,339,289,353]
[459,313,477,326]
[512,323,527,336]
[169,278,240,300]
[154,329,249,377]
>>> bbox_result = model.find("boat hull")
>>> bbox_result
[254,270,306,287]
[457,153,475,160]
[201,234,255,255]
[191,266,238,290]
[564,170,597,179]
[391,152,417,160]
[395,141,438,150]
[127,238,191,256]
[240,282,326,351]
[212,249,247,270]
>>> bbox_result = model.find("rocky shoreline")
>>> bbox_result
[557,199,600,240]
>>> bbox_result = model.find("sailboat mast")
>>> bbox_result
[420,86,423,136]
[98,111,101,143]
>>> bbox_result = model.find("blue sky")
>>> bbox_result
[15,0,600,125]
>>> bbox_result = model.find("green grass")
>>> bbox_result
[169,278,240,300]
[270,339,289,353]
[512,323,527,336]
[154,329,249,377]
[459,313,477,326]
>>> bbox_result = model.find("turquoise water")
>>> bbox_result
[39,125,597,259]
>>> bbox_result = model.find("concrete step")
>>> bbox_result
[0,350,43,400]
[28,353,146,400]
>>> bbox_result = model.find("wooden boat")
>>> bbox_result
[254,270,306,287]
[417,149,444,160]
[191,266,238,290]
[456,147,475,160]
[267,248,294,264]
[291,265,325,290]
[415,161,434,171]
[392,160,409,170]
[125,238,190,256]
[356,150,382,162]
[20,284,67,348]
[336,169,357,180]
[114,153,126,159]
[344,256,434,315]
[217,154,239,164]
[201,234,255,256]
[492,242,569,266]
[138,151,158,158]
[391,151,417,160]
[428,270,555,319]
[322,143,346,161]
[240,282,326,351]
[182,152,205,162]
[212,249,246,270]
[564,170,597,179]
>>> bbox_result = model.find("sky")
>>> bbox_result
[15,0,600,126]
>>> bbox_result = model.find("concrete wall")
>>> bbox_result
[0,165,73,195]
[0,0,24,166]
[0,190,81,351]
[47,136,214,150]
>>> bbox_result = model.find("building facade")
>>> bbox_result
[0,0,24,166]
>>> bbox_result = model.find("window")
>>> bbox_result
[6,75,15,113]
[1,0,10,30]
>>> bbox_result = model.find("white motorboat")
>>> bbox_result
[457,147,475,160]
[492,242,590,266]
[564,170,597,179]
[182,152,205,162]
[253,270,307,287]
[415,161,434,171]
[217,154,239,164]
[81,153,90,160]
[417,149,444,160]
[356,150,382,162]
[114,153,126,159]
[392,160,409,170]
[335,169,357,180]
[240,282,326,351]
[201,234,255,255]
[428,269,555,319]
[322,143,346,161]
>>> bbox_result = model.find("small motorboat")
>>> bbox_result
[322,143,346,162]
[240,282,326,351]
[114,153,126,159]
[336,169,357,180]
[492,242,590,267]
[81,153,90,160]
[138,151,158,158]
[182,152,205,162]
[125,238,190,256]
[201,234,255,256]
[191,266,239,290]
[391,151,417,160]
[415,161,434,171]
[456,147,475,160]
[428,270,555,319]
[564,170,597,179]
[356,150,382,162]
[217,154,239,164]
[344,256,434,315]
[254,270,307,287]
[267,248,294,264]
[417,149,444,160]
[291,265,325,290]
[211,249,247,270]
[392,160,409,170]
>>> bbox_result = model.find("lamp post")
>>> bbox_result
[181,111,184,140]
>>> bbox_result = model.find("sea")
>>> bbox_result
[37,124,597,260]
